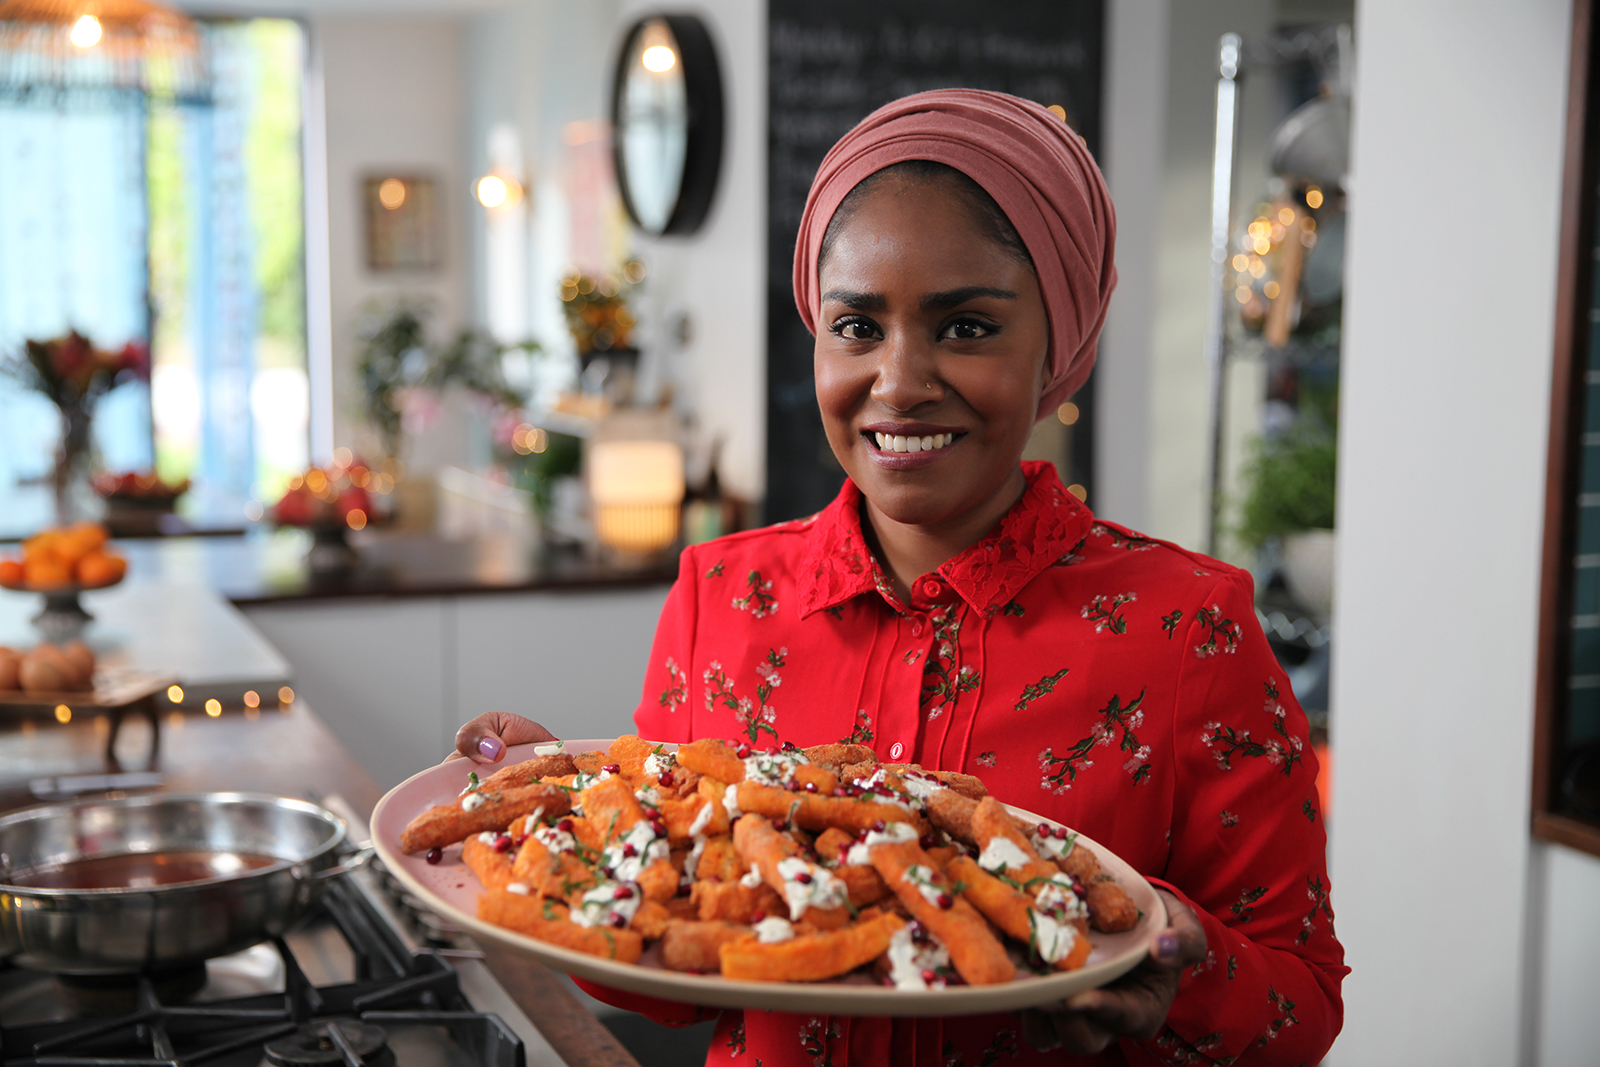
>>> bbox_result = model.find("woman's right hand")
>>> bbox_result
[448,712,557,764]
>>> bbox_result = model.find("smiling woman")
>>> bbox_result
[453,89,1345,1067]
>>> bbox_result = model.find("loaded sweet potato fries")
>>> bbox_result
[401,736,1138,988]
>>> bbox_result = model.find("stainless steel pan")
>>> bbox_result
[0,791,371,974]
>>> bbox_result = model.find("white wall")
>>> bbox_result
[314,14,469,464]
[1327,2,1580,1063]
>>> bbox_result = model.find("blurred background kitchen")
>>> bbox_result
[0,0,1593,1063]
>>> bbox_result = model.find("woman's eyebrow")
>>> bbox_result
[821,288,886,310]
[922,286,1018,310]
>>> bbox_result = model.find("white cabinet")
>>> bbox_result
[241,586,668,789]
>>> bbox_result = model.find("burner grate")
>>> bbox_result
[0,875,524,1067]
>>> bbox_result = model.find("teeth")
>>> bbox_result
[873,432,957,454]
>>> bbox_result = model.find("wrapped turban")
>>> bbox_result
[792,88,1118,420]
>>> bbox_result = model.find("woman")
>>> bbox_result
[456,90,1346,1065]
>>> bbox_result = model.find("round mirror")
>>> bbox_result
[612,14,724,236]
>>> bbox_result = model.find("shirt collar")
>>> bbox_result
[797,461,1094,619]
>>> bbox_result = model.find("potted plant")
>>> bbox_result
[1235,422,1337,620]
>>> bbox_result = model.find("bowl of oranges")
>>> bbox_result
[0,523,127,592]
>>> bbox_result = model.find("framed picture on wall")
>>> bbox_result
[363,174,440,271]
[1535,0,1600,857]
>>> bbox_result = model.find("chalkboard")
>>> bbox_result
[765,0,1106,522]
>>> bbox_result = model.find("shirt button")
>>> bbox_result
[910,617,926,637]
[920,578,942,599]
[889,742,904,760]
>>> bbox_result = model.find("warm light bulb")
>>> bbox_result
[642,45,676,72]
[205,699,222,717]
[477,175,507,208]
[70,14,101,48]
[54,704,72,723]
[1305,187,1324,209]
[377,178,406,210]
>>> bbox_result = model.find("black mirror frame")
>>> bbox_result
[610,13,725,237]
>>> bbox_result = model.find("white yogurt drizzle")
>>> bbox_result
[1028,907,1080,965]
[739,863,764,889]
[886,924,952,990]
[643,750,675,778]
[533,740,565,755]
[900,864,948,908]
[601,820,670,883]
[742,750,809,789]
[775,856,848,920]
[753,916,796,944]
[477,831,500,845]
[688,799,716,837]
[506,882,530,895]
[723,784,743,819]
[1034,874,1089,921]
[533,824,577,855]
[1030,828,1079,860]
[570,882,642,929]
[461,791,489,813]
[845,822,919,866]
[976,835,1034,876]
[685,835,708,882]
[571,768,613,792]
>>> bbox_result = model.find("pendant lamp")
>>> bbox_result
[0,0,207,100]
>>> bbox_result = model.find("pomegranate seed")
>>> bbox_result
[602,866,615,878]
[651,821,667,837]
[512,835,527,847]
[492,835,513,853]
[794,871,813,885]
[610,914,628,928]
[558,818,575,832]
[603,764,621,774]
[736,744,751,758]
[921,968,938,984]
[936,893,953,909]
[839,844,853,860]
[910,924,929,944]
[658,771,674,786]
[613,885,635,900]
[1037,822,1051,836]
[623,843,638,858]
[920,834,937,850]
[782,740,797,751]
[1053,827,1069,840]
[833,787,848,797]
[804,781,818,793]
[871,820,886,833]
[425,847,443,865]
[750,910,766,922]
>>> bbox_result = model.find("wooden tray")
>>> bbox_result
[372,739,1164,1018]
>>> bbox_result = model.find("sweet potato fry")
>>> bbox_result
[581,775,650,841]
[839,761,876,783]
[607,735,657,780]
[694,835,747,883]
[631,899,672,939]
[869,840,1015,986]
[480,753,579,792]
[835,864,890,908]
[801,743,875,772]
[462,833,516,890]
[400,783,572,853]
[638,857,681,903]
[572,750,606,775]
[660,793,729,841]
[925,788,978,845]
[732,814,852,929]
[814,827,856,865]
[478,890,643,962]
[793,764,840,795]
[970,797,1058,885]
[661,919,751,972]
[692,878,785,923]
[735,782,926,835]
[1033,832,1140,933]
[946,855,1090,971]
[883,765,986,800]
[665,895,699,920]
[677,738,747,782]
[719,910,905,982]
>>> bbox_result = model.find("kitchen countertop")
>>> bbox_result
[105,529,678,605]
[0,697,642,1067]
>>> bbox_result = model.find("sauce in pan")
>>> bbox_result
[4,850,282,889]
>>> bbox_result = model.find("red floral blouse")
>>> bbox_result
[602,462,1345,1066]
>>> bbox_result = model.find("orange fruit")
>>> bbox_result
[0,559,22,586]
[23,557,72,588]
[75,552,125,587]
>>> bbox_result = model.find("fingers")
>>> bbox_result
[450,712,558,764]
[1062,984,1164,1043]
[1021,1006,1113,1056]
[1152,889,1209,968]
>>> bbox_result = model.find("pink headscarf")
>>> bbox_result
[792,89,1118,420]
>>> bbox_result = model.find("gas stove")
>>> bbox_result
[0,799,559,1067]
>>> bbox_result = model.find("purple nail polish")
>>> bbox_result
[477,736,504,761]
[1157,932,1179,959]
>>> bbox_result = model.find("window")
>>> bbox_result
[0,18,308,535]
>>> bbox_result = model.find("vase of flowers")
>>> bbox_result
[3,331,149,524]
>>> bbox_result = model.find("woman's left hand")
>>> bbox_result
[1020,890,1207,1055]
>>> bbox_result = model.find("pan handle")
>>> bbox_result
[315,845,375,881]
